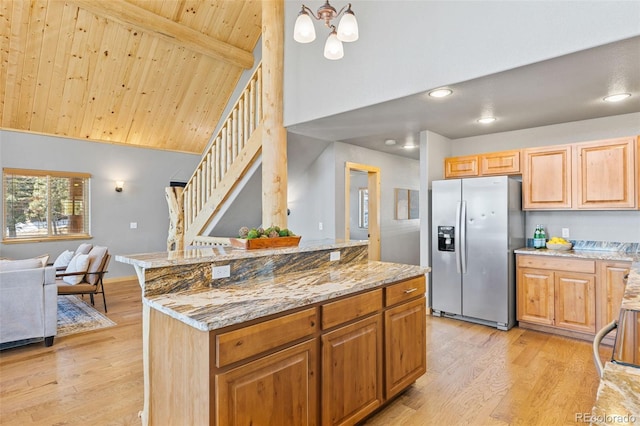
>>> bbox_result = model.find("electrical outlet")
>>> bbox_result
[130,222,137,229]
[319,222,323,231]
[330,251,340,261]
[212,265,231,279]
[562,228,570,238]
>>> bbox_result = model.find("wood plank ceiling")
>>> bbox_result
[0,0,262,154]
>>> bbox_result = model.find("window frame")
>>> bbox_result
[2,168,92,243]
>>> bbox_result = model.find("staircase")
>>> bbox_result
[183,63,263,247]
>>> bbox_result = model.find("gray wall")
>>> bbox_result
[284,1,640,127]
[287,140,422,265]
[421,113,640,249]
[0,130,200,278]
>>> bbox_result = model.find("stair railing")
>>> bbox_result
[183,63,262,241]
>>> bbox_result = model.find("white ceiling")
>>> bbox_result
[286,36,640,160]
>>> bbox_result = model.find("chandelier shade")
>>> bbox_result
[293,1,358,59]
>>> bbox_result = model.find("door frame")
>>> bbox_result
[345,162,381,261]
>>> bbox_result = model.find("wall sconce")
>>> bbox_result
[115,181,124,192]
[294,1,359,60]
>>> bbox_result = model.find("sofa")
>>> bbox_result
[0,261,57,348]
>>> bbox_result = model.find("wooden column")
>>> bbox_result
[261,0,288,228]
[165,186,184,251]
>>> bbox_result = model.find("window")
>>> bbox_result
[3,168,91,241]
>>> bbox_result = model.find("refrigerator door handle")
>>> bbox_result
[455,201,462,274]
[460,201,467,274]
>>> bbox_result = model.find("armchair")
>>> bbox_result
[56,248,110,312]
[0,265,57,348]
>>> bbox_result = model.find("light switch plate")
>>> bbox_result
[130,222,137,229]
[213,265,231,279]
[562,228,570,238]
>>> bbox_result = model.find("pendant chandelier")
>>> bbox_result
[293,1,359,60]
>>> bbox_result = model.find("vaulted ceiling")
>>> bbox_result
[0,0,262,154]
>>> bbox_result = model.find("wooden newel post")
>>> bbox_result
[165,186,184,251]
[261,0,288,229]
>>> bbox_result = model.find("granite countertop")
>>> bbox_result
[145,260,429,332]
[116,239,368,269]
[514,247,640,263]
[591,362,640,425]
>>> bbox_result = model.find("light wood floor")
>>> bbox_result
[0,279,611,425]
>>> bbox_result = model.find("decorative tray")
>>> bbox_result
[229,236,301,250]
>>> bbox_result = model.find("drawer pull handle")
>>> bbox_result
[404,288,418,294]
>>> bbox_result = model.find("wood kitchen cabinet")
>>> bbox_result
[217,340,318,426]
[523,145,572,209]
[554,272,596,333]
[384,297,426,398]
[321,316,383,426]
[597,261,632,342]
[444,150,521,179]
[523,136,638,210]
[444,155,479,178]
[517,255,596,336]
[575,137,637,209]
[517,267,555,326]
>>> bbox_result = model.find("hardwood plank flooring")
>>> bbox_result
[0,280,611,425]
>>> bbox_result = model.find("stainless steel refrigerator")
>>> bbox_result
[431,176,524,330]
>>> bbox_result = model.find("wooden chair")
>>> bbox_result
[56,253,111,312]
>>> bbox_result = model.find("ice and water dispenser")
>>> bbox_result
[437,226,455,252]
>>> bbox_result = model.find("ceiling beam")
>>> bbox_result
[69,0,254,69]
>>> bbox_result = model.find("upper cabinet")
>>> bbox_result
[444,150,521,179]
[523,145,573,209]
[444,154,479,178]
[574,137,637,209]
[523,136,638,210]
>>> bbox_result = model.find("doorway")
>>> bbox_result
[345,162,381,261]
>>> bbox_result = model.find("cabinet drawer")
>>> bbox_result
[386,276,426,307]
[322,289,383,330]
[216,307,318,368]
[517,255,595,274]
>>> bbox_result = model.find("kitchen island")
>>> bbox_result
[117,240,429,426]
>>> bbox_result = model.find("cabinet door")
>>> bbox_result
[597,261,631,331]
[517,268,555,325]
[444,155,479,178]
[575,137,637,209]
[479,150,521,175]
[523,145,572,209]
[216,339,317,426]
[555,272,596,333]
[384,297,426,399]
[321,315,382,426]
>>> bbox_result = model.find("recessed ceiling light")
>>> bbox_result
[477,117,496,124]
[428,88,453,98]
[384,139,397,146]
[603,93,631,103]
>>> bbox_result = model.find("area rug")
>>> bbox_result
[57,295,116,337]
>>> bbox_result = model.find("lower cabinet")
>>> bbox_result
[385,297,426,398]
[321,316,383,426]
[216,339,318,426]
[516,255,630,340]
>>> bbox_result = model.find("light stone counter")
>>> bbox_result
[116,239,368,269]
[117,239,428,332]
[145,260,428,331]
[590,362,640,425]
[514,247,640,263]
